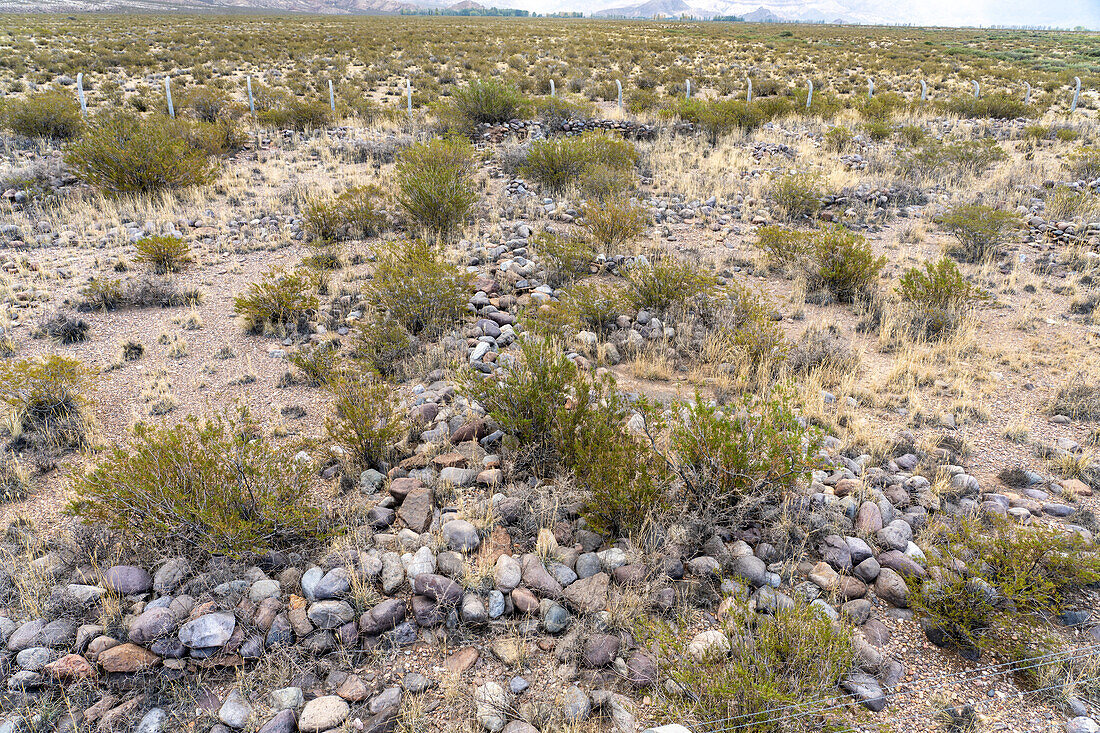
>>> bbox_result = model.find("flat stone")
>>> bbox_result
[179,612,236,648]
[298,696,349,733]
[103,565,153,595]
[97,643,160,673]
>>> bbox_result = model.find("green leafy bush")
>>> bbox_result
[579,198,648,254]
[446,78,527,129]
[2,90,83,140]
[625,256,717,314]
[519,132,637,197]
[369,239,471,336]
[67,411,327,558]
[66,112,217,194]
[0,355,94,453]
[943,93,1034,120]
[178,118,248,156]
[234,267,319,335]
[176,86,242,123]
[823,126,855,152]
[809,225,886,302]
[304,185,387,243]
[324,374,405,473]
[914,515,1100,658]
[938,204,1018,262]
[395,136,478,242]
[638,603,854,731]
[767,172,822,222]
[757,225,884,302]
[538,280,627,336]
[531,230,595,286]
[135,235,192,274]
[352,312,419,378]
[897,256,983,339]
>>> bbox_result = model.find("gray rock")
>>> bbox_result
[103,565,153,595]
[307,600,355,629]
[841,673,887,712]
[129,606,177,645]
[475,682,509,732]
[575,552,602,579]
[6,620,45,652]
[154,559,190,594]
[562,686,591,723]
[269,687,304,711]
[875,568,910,608]
[256,709,296,733]
[249,579,281,602]
[179,612,236,648]
[731,554,767,587]
[218,689,253,729]
[369,687,401,714]
[1066,717,1100,733]
[314,567,350,600]
[543,602,572,633]
[15,647,53,671]
[494,555,522,591]
[443,520,481,552]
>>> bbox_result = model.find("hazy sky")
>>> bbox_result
[885,0,1099,27]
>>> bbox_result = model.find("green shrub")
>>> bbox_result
[655,386,818,524]
[176,86,242,122]
[938,204,1018,263]
[66,112,217,194]
[787,324,859,376]
[461,335,666,534]
[625,256,717,314]
[767,172,822,222]
[862,120,892,141]
[0,355,93,453]
[1048,372,1100,421]
[823,125,855,152]
[369,239,471,336]
[352,312,419,378]
[234,267,319,335]
[519,132,637,197]
[135,235,191,275]
[809,225,886,302]
[579,198,648,254]
[288,340,343,386]
[532,230,595,286]
[898,125,928,146]
[857,92,909,122]
[258,97,333,130]
[324,374,405,473]
[758,225,883,302]
[67,411,327,558]
[79,278,124,311]
[897,256,983,339]
[914,515,1100,658]
[899,138,1006,180]
[178,118,248,156]
[531,95,594,128]
[670,97,789,142]
[395,136,478,242]
[638,603,854,731]
[3,90,83,140]
[446,78,527,129]
[303,185,387,243]
[540,280,627,336]
[944,93,1034,120]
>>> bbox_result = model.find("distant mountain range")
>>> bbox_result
[3,0,1096,28]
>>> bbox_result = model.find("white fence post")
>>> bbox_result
[247,75,255,116]
[76,72,87,116]
[328,79,335,113]
[1024,81,1031,105]
[920,79,927,101]
[746,77,752,103]
[972,80,980,99]
[549,79,555,97]
[685,79,691,100]
[406,78,412,114]
[1071,76,1081,113]
[868,77,874,98]
[806,79,813,109]
[165,77,174,118]
[616,79,623,111]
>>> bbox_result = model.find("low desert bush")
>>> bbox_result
[1048,372,1100,421]
[37,311,90,344]
[531,230,595,286]
[1046,187,1099,221]
[539,280,627,336]
[303,185,387,243]
[2,90,83,140]
[288,340,343,386]
[178,118,248,156]
[897,256,984,339]
[135,235,192,274]
[943,93,1034,120]
[899,138,1006,181]
[323,374,405,472]
[519,132,637,197]
[0,355,94,453]
[625,256,717,314]
[395,136,478,242]
[258,97,332,130]
[579,198,648,254]
[938,204,1018,263]
[369,239,471,336]
[125,276,203,309]
[786,324,859,376]
[767,172,822,222]
[234,268,319,335]
[67,112,217,194]
[638,603,854,731]
[445,78,527,130]
[176,86,242,123]
[823,125,856,152]
[914,515,1100,658]
[352,312,419,378]
[670,97,789,142]
[757,225,884,302]
[67,411,327,558]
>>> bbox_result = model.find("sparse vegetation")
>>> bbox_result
[0,355,94,454]
[234,268,319,335]
[2,89,83,139]
[369,238,471,336]
[939,204,1018,263]
[135,235,192,274]
[395,136,478,241]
